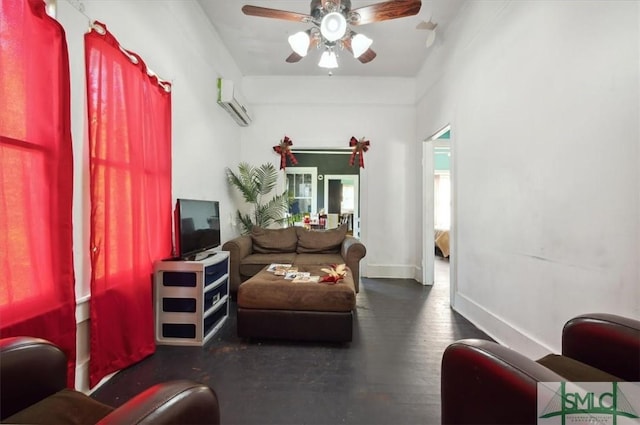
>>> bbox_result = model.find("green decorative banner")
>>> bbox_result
[538,382,640,425]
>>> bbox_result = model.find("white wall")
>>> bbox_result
[242,76,419,278]
[416,0,640,357]
[56,0,243,391]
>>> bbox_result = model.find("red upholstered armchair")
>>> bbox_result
[0,337,220,424]
[441,313,640,425]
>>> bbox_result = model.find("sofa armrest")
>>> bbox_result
[441,339,564,425]
[98,380,220,425]
[222,235,253,295]
[341,236,366,293]
[562,313,640,381]
[0,336,68,420]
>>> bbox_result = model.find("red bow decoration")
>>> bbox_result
[349,136,370,168]
[273,136,298,170]
[319,264,347,284]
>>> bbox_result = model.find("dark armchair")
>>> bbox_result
[441,313,640,425]
[1,337,220,424]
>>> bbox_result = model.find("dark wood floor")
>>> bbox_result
[92,258,491,424]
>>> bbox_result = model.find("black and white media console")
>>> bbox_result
[153,251,229,346]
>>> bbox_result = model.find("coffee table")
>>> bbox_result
[236,265,356,342]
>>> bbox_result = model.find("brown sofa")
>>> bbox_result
[441,313,640,425]
[222,224,366,295]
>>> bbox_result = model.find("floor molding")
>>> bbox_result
[452,291,555,359]
[365,264,416,279]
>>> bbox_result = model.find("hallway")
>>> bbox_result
[434,255,450,287]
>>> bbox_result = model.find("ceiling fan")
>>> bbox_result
[242,0,422,69]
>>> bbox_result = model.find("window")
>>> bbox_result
[286,167,318,215]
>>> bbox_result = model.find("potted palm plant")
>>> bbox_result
[225,162,289,234]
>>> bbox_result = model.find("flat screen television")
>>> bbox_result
[176,199,221,260]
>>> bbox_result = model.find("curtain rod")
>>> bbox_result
[62,0,91,22]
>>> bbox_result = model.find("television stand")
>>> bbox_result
[153,251,230,346]
[191,251,217,261]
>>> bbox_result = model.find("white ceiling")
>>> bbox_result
[198,0,466,78]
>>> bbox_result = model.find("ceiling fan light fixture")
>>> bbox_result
[320,12,347,42]
[416,20,438,31]
[318,50,339,69]
[425,29,436,48]
[288,31,311,56]
[351,33,373,58]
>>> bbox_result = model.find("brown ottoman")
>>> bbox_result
[237,265,356,342]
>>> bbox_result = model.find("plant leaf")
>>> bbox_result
[226,162,289,233]
[255,163,279,196]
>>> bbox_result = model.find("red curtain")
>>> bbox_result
[0,0,76,385]
[85,22,172,388]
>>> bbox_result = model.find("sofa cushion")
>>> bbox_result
[296,224,347,254]
[536,354,624,382]
[3,388,114,425]
[294,253,345,267]
[239,252,298,278]
[251,226,298,254]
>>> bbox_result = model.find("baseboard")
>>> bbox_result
[364,264,416,279]
[414,265,428,284]
[452,291,555,359]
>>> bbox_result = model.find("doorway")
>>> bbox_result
[287,149,361,234]
[422,125,455,306]
[323,175,359,237]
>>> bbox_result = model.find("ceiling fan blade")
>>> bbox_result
[286,52,304,63]
[350,0,421,25]
[357,48,377,64]
[242,5,312,23]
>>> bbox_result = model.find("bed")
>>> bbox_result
[435,228,450,258]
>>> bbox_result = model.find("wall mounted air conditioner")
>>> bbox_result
[217,78,252,127]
